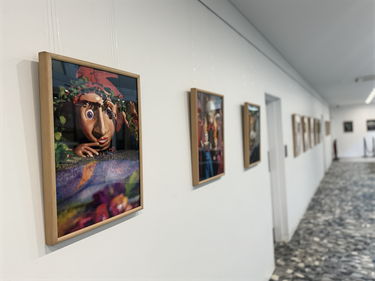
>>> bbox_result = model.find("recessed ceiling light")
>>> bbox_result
[365,89,375,104]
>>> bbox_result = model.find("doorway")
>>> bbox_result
[265,93,289,242]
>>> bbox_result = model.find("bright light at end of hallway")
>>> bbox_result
[365,89,375,104]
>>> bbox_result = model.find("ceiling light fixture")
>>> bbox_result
[365,89,375,104]
[355,75,375,83]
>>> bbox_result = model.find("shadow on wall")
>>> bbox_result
[16,60,141,256]
[17,60,45,258]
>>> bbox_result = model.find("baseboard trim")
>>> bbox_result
[264,261,275,281]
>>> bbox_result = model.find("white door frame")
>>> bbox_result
[265,94,289,242]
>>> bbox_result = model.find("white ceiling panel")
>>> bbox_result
[230,0,375,106]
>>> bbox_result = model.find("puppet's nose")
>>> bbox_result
[93,108,106,137]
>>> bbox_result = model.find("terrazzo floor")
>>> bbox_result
[270,162,375,281]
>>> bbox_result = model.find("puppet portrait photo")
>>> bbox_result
[51,60,141,237]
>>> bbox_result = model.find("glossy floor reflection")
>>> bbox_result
[270,162,375,281]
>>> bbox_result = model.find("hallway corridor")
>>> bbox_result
[270,162,375,281]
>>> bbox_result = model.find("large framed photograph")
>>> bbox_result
[39,52,143,245]
[302,116,309,152]
[243,102,260,168]
[190,88,224,186]
[344,121,353,132]
[309,117,314,148]
[292,114,303,157]
[367,120,375,131]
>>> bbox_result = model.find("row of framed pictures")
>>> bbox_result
[39,52,262,245]
[344,120,375,132]
[42,53,335,244]
[292,115,330,157]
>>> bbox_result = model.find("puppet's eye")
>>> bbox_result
[106,108,113,119]
[86,109,94,120]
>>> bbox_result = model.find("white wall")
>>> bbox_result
[1,0,331,280]
[331,104,375,157]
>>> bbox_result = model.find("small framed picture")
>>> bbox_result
[309,117,314,148]
[316,119,321,143]
[39,52,143,245]
[292,114,303,157]
[367,120,375,131]
[190,88,224,186]
[302,116,309,151]
[314,119,320,144]
[243,102,261,168]
[344,121,353,132]
[326,121,330,135]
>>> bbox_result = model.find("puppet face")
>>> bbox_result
[78,93,115,151]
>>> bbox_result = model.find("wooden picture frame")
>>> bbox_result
[309,117,314,148]
[344,121,353,132]
[367,120,375,131]
[190,88,224,186]
[316,119,321,143]
[39,52,143,245]
[326,121,330,135]
[302,116,309,152]
[292,114,303,157]
[243,102,261,168]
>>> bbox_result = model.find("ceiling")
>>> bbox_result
[230,0,375,106]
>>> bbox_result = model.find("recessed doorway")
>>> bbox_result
[265,93,289,242]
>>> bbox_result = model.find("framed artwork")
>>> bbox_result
[326,121,330,135]
[367,120,375,131]
[316,119,321,143]
[190,88,224,186]
[292,114,303,157]
[314,119,319,145]
[243,102,261,168]
[309,117,314,148]
[344,121,353,132]
[302,116,309,151]
[39,52,143,245]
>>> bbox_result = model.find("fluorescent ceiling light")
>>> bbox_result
[366,89,375,104]
[355,75,375,83]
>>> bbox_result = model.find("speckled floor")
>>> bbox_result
[270,162,375,281]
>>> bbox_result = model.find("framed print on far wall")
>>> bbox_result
[243,102,261,168]
[190,88,224,186]
[292,114,303,157]
[367,120,375,131]
[39,52,143,245]
[309,117,314,148]
[302,116,309,152]
[326,121,331,136]
[344,121,353,132]
[316,119,321,144]
[314,119,319,145]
